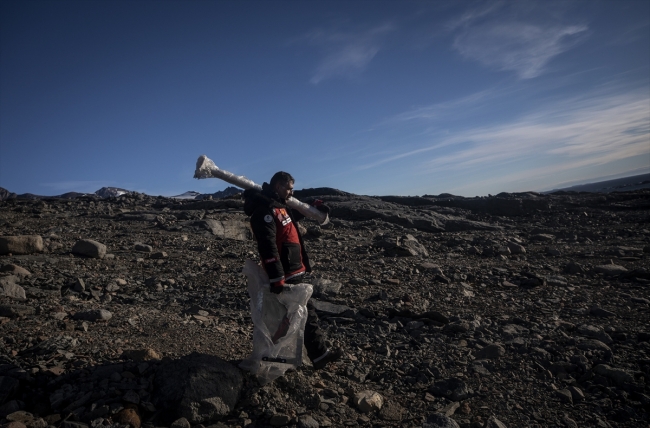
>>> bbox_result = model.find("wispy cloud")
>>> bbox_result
[453,22,588,79]
[359,84,650,190]
[390,88,498,122]
[303,23,394,84]
[445,0,505,32]
[447,1,589,79]
[422,92,649,169]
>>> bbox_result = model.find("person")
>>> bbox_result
[243,171,342,370]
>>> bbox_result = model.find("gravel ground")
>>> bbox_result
[0,189,648,428]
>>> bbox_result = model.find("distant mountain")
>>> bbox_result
[546,173,650,193]
[195,186,242,200]
[95,187,132,198]
[170,191,203,200]
[0,187,17,201]
[170,186,242,200]
[16,193,45,200]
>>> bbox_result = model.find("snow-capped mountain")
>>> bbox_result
[95,187,132,198]
[170,191,203,199]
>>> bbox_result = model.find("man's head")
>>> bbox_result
[270,171,294,201]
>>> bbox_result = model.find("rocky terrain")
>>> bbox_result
[0,187,648,428]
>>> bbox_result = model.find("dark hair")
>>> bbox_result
[270,171,294,188]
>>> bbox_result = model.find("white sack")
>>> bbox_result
[239,259,312,385]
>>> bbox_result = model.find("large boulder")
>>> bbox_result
[594,264,628,276]
[71,239,106,259]
[0,265,31,278]
[0,376,20,404]
[423,413,461,428]
[310,278,342,298]
[353,390,384,413]
[0,304,34,317]
[328,197,499,233]
[191,220,251,241]
[428,378,470,401]
[72,309,112,322]
[151,353,243,424]
[376,234,429,257]
[0,236,43,255]
[0,276,26,300]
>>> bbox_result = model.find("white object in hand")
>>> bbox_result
[194,155,329,225]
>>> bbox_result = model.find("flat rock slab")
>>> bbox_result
[0,236,43,255]
[310,299,355,317]
[72,309,112,322]
[0,265,31,277]
[72,239,106,259]
[0,276,26,300]
[310,278,342,298]
[593,364,634,386]
[576,338,611,352]
[594,264,628,276]
[0,376,20,404]
[152,352,243,424]
[0,304,34,317]
[423,413,460,428]
[428,378,470,401]
[577,324,612,344]
[191,220,251,241]
[475,344,506,360]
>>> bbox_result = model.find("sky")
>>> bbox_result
[1,0,649,197]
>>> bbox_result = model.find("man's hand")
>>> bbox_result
[270,283,284,294]
[312,199,330,215]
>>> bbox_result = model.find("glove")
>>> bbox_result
[312,199,330,215]
[270,280,285,294]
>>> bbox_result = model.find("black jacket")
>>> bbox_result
[243,183,311,285]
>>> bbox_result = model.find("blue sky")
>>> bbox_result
[1,0,648,197]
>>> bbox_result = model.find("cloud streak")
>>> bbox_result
[453,22,588,79]
[424,92,649,169]
[304,23,394,84]
[360,85,650,191]
[446,1,590,79]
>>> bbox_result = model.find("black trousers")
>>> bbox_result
[304,300,327,361]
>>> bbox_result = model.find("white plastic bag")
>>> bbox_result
[239,259,313,384]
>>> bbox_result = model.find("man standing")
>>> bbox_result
[243,171,342,370]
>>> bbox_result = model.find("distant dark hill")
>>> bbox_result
[95,187,132,198]
[0,187,17,201]
[58,192,88,199]
[16,193,44,200]
[546,173,650,193]
[196,186,242,200]
[293,187,351,198]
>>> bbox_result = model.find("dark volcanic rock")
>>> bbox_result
[152,353,243,424]
[428,378,470,401]
[0,304,34,317]
[71,239,107,259]
[423,413,461,428]
[0,186,648,428]
[72,309,112,321]
[432,192,551,216]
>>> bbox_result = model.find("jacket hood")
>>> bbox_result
[243,183,285,216]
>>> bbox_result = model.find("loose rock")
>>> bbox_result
[71,239,107,259]
[0,235,43,255]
